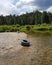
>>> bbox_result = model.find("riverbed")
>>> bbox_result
[0,32,52,65]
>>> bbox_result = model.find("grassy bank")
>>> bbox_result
[0,25,19,32]
[0,24,52,36]
[18,24,52,36]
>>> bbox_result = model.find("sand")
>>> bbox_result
[0,32,52,65]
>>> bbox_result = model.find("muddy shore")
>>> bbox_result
[0,32,52,65]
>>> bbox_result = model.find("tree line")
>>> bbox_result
[0,10,52,25]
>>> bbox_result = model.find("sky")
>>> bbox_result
[0,0,52,16]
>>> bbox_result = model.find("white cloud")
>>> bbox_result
[0,0,52,16]
[16,0,39,15]
[19,11,26,15]
[16,0,34,8]
[0,0,18,16]
[46,6,52,13]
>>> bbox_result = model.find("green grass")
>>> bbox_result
[0,24,52,36]
[18,24,52,36]
[0,25,18,32]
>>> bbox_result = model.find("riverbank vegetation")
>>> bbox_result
[0,10,52,35]
[19,24,52,36]
[0,24,52,36]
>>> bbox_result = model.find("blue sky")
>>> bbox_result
[0,0,52,16]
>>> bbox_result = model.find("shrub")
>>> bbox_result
[26,26,31,31]
[37,28,48,31]
[16,24,20,27]
[49,27,52,30]
[10,27,17,32]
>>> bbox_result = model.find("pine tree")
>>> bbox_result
[41,11,50,24]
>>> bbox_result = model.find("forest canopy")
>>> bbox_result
[0,11,52,25]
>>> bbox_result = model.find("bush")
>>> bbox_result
[49,27,52,30]
[37,28,48,31]
[10,27,17,32]
[0,27,6,32]
[26,26,31,31]
[16,24,20,27]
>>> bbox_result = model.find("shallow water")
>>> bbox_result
[0,32,52,65]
